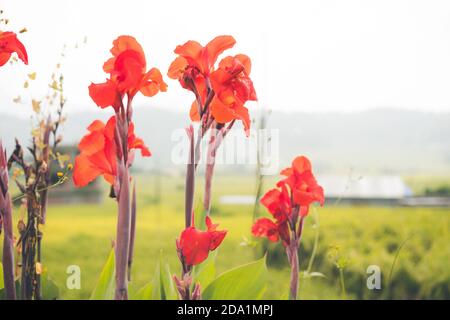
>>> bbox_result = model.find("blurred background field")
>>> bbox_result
[3,173,447,300]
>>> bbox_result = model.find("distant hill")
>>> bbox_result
[1,108,449,175]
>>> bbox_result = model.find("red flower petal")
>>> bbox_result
[189,100,201,122]
[179,227,212,266]
[205,35,236,71]
[0,52,12,67]
[110,35,145,62]
[0,31,28,66]
[167,56,188,80]
[292,156,312,174]
[88,81,120,110]
[73,154,103,187]
[140,68,167,97]
[177,216,227,266]
[252,218,279,242]
[210,96,236,124]
[174,40,203,69]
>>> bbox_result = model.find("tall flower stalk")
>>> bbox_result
[252,156,324,300]
[168,35,257,299]
[73,35,166,300]
[0,141,16,300]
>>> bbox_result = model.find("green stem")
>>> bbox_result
[306,208,320,274]
[339,268,347,300]
[387,235,413,297]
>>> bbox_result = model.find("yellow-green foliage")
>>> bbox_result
[1,174,449,299]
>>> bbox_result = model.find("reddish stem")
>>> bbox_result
[203,122,234,216]
[185,126,196,228]
[288,240,299,300]
[114,162,131,300]
[288,215,305,300]
[127,181,137,281]
[114,98,132,300]
[203,130,217,216]
[0,142,16,300]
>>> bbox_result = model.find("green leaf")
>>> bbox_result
[151,259,162,300]
[0,264,4,289]
[194,209,207,230]
[160,260,177,300]
[132,282,153,300]
[0,267,59,300]
[193,251,217,289]
[152,251,177,300]
[0,265,21,300]
[0,280,20,300]
[90,249,115,300]
[41,271,60,300]
[203,257,268,300]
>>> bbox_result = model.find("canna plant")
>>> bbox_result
[73,35,167,300]
[1,19,70,299]
[168,35,257,217]
[168,35,257,299]
[0,23,28,300]
[252,156,325,300]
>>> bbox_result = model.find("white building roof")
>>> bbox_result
[316,175,412,199]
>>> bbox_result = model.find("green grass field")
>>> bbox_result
[2,174,450,299]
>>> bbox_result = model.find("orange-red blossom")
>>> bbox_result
[168,36,256,134]
[252,156,325,246]
[73,116,150,187]
[176,216,227,266]
[89,35,167,111]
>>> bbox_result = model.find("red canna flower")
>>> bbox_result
[168,35,257,133]
[254,184,292,246]
[168,35,236,91]
[278,156,324,216]
[252,155,324,247]
[0,31,28,66]
[168,36,236,122]
[176,216,227,266]
[209,54,257,134]
[89,35,167,111]
[73,116,150,187]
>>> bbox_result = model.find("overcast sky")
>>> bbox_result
[1,0,450,117]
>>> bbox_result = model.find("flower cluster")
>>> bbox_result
[89,35,167,111]
[168,36,256,135]
[252,156,324,246]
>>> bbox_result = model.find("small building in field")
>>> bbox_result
[316,175,413,206]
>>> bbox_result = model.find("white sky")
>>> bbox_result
[1,0,450,116]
